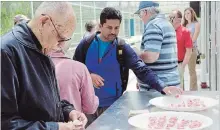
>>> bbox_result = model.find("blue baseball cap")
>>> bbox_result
[134,1,159,14]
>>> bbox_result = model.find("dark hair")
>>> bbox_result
[85,21,96,32]
[100,7,122,25]
[183,7,198,27]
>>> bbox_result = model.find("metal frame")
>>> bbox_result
[200,2,207,88]
[216,2,220,90]
[210,2,217,90]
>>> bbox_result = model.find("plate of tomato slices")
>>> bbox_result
[149,95,219,112]
[128,111,213,130]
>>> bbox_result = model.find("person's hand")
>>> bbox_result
[162,86,183,95]
[69,110,87,128]
[58,121,82,130]
[91,73,104,88]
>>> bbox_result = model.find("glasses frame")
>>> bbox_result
[41,14,71,42]
[138,9,148,18]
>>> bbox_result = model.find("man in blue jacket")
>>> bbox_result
[1,2,87,130]
[74,7,183,122]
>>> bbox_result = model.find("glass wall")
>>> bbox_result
[1,1,189,53]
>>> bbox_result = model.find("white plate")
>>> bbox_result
[149,95,219,112]
[128,111,213,130]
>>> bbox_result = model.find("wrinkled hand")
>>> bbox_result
[58,121,82,130]
[91,73,104,88]
[69,110,87,128]
[162,86,183,95]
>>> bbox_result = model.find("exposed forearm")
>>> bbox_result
[140,51,159,63]
[192,23,200,43]
[182,48,192,66]
[192,34,199,43]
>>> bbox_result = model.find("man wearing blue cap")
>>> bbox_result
[135,1,181,92]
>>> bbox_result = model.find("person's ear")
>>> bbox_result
[40,15,50,26]
[99,24,102,29]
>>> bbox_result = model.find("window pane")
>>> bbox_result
[33,1,42,12]
[134,18,141,35]
[107,2,119,9]
[123,13,130,37]
[95,2,107,8]
[118,19,124,37]
[72,5,81,35]
[82,7,94,32]
[96,9,102,21]
[81,1,94,6]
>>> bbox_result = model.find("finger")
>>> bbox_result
[72,125,83,130]
[94,80,101,87]
[166,90,172,95]
[96,79,104,86]
[97,75,104,81]
[93,84,100,89]
[178,88,183,94]
[78,113,87,127]
[70,111,79,121]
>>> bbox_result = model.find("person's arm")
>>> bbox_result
[79,64,99,114]
[1,49,58,130]
[60,100,75,122]
[123,44,166,93]
[139,24,162,63]
[72,38,86,63]
[182,48,192,67]
[182,29,193,67]
[192,22,200,43]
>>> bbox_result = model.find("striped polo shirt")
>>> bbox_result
[140,14,180,87]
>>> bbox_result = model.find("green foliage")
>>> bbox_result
[1,1,31,36]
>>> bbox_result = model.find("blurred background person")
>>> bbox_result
[14,14,30,25]
[183,7,200,91]
[169,10,193,90]
[83,20,98,38]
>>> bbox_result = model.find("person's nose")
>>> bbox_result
[111,28,116,35]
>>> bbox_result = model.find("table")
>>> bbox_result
[86,91,219,130]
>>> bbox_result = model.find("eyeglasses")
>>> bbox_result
[137,9,148,18]
[168,16,175,22]
[41,14,71,42]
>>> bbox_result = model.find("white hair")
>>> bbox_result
[142,6,160,15]
[34,2,73,19]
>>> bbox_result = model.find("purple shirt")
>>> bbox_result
[50,51,99,114]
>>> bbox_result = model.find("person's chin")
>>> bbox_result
[108,36,116,41]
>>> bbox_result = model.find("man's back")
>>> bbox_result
[50,51,99,114]
[141,14,180,86]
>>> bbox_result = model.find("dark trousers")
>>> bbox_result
[85,106,109,128]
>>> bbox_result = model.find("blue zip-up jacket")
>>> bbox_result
[74,34,167,107]
[1,23,74,130]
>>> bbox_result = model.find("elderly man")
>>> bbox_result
[135,1,181,91]
[1,2,87,130]
[169,10,193,89]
